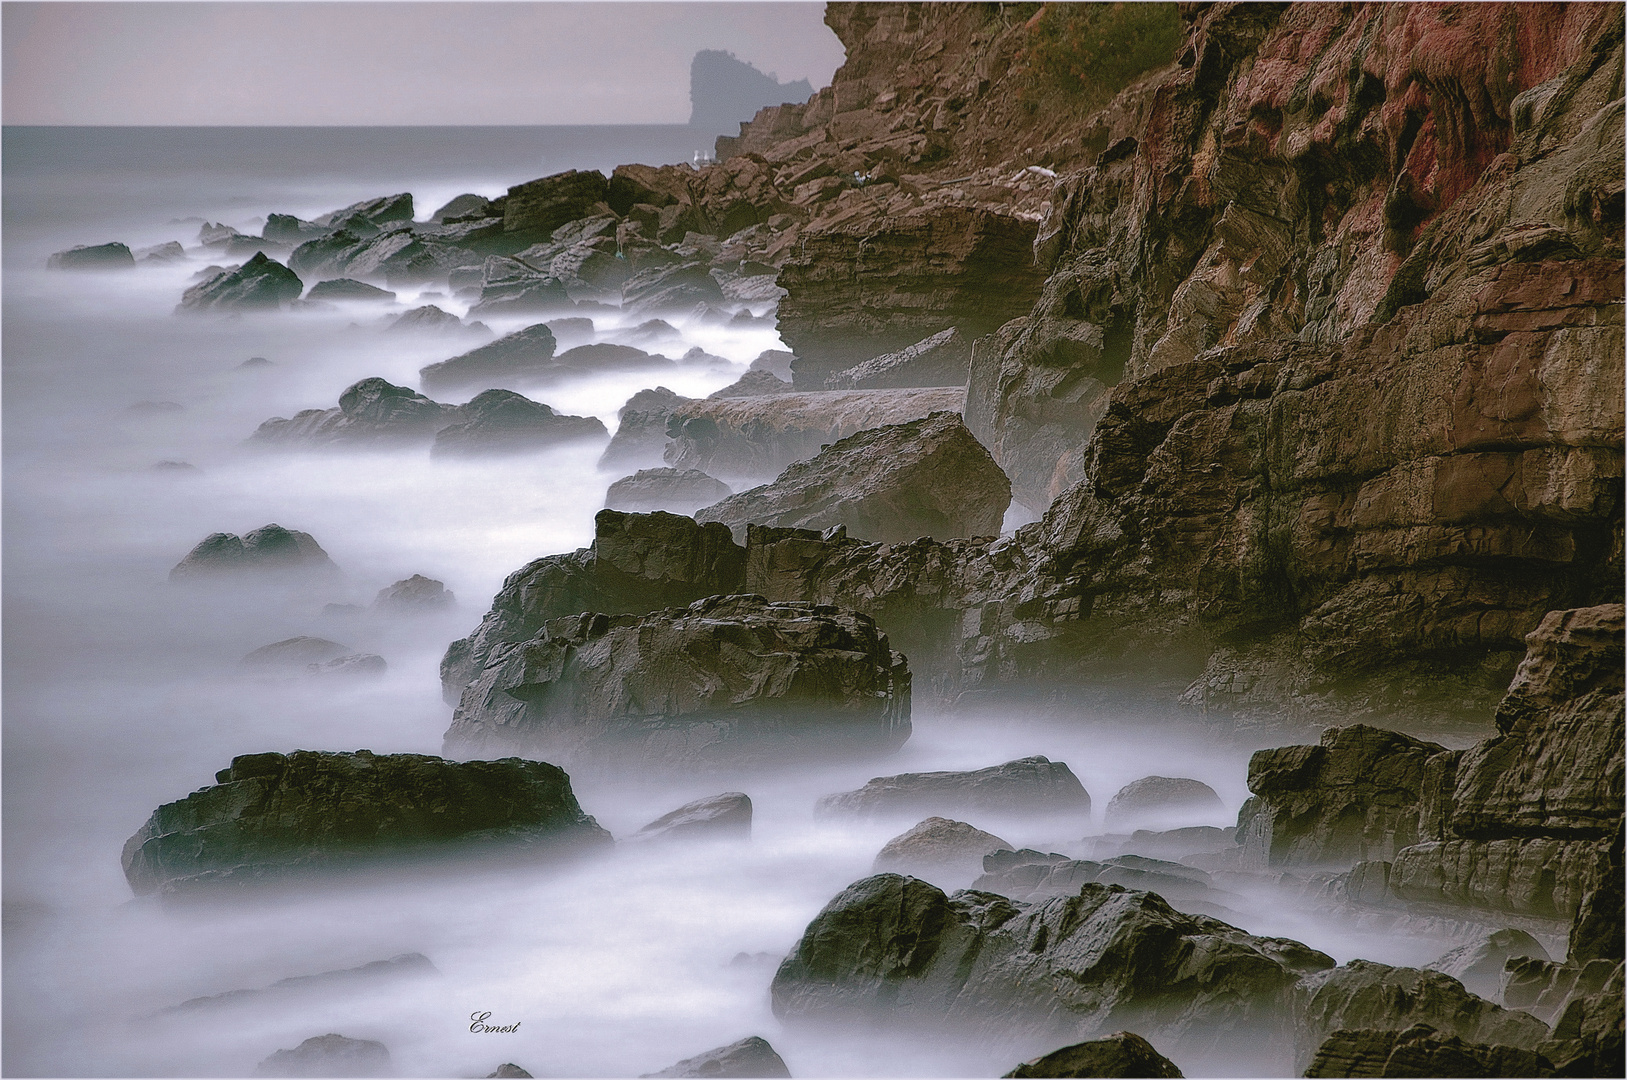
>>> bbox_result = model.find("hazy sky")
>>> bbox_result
[2,2,846,125]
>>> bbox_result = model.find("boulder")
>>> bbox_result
[709,370,792,398]
[663,388,967,482]
[1424,929,1551,1001]
[1003,1032,1184,1078]
[135,241,187,264]
[816,756,1090,821]
[248,377,452,447]
[48,241,135,270]
[501,170,611,244]
[695,412,1010,544]
[872,817,1012,880]
[635,792,753,841]
[486,1066,532,1079]
[306,278,395,302]
[642,1036,790,1078]
[177,252,302,312]
[1304,1024,1552,1079]
[599,387,696,472]
[1102,777,1226,831]
[374,575,455,613]
[605,468,732,516]
[431,390,607,457]
[314,193,414,236]
[443,594,911,770]
[770,874,1333,1055]
[419,323,557,393]
[121,750,611,895]
[387,304,474,333]
[467,254,573,316]
[826,329,973,391]
[262,213,328,244]
[254,1034,391,1078]
[242,637,351,669]
[170,524,338,581]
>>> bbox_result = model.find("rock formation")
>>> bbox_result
[825,328,973,391]
[48,242,135,270]
[643,1035,790,1079]
[605,468,732,516]
[635,793,752,842]
[254,1033,391,1078]
[1003,1032,1183,1079]
[178,252,303,312]
[1103,777,1225,831]
[816,756,1089,821]
[170,524,338,581]
[872,817,1011,881]
[430,389,607,456]
[374,574,454,613]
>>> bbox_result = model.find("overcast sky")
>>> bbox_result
[2,2,846,125]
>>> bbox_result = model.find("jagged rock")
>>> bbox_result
[48,241,135,270]
[177,252,302,312]
[198,222,240,248]
[872,817,1011,880]
[242,637,351,669]
[308,654,387,678]
[1304,1023,1553,1079]
[433,194,492,222]
[135,241,187,263]
[622,260,726,315]
[501,170,611,244]
[663,387,967,482]
[165,953,436,1013]
[170,524,338,581]
[440,510,747,703]
[466,255,572,316]
[374,575,455,613]
[121,750,610,895]
[387,304,473,333]
[605,468,732,516]
[599,387,696,472]
[1425,929,1551,1001]
[1003,1032,1184,1078]
[642,1035,789,1078]
[254,1033,391,1078]
[1294,961,1551,1074]
[635,792,752,841]
[431,390,607,457]
[486,1066,532,1079]
[771,874,1333,1055]
[248,377,451,447]
[315,193,414,237]
[1542,959,1624,1076]
[695,412,1010,544]
[826,329,973,391]
[262,213,328,244]
[816,756,1090,821]
[443,594,910,769]
[709,369,792,398]
[306,278,395,302]
[1102,777,1226,831]
[419,323,557,393]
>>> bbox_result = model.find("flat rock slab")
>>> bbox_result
[817,756,1090,821]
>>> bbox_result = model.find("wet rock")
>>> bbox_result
[48,241,135,270]
[431,390,607,457]
[972,850,1104,904]
[1003,1032,1184,1078]
[1304,1023,1552,1079]
[635,792,752,841]
[135,241,187,264]
[170,524,338,581]
[873,817,1012,880]
[122,750,611,895]
[501,170,611,245]
[1425,929,1551,1001]
[374,575,455,613]
[249,377,452,447]
[826,328,973,391]
[165,953,436,1014]
[466,255,572,316]
[606,468,732,516]
[315,193,414,237]
[387,305,478,334]
[419,323,557,393]
[599,387,696,472]
[695,412,1010,544]
[816,756,1090,822]
[177,252,302,312]
[242,637,351,669]
[254,1033,391,1077]
[262,213,328,245]
[306,278,395,302]
[663,387,967,482]
[1103,777,1226,831]
[709,369,792,398]
[444,594,910,770]
[642,1035,790,1078]
[771,873,1333,1055]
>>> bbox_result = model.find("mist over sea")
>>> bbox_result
[3,126,1472,1078]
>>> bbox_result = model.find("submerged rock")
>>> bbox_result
[1103,777,1226,830]
[419,323,557,393]
[605,468,732,516]
[816,756,1090,821]
[635,792,753,841]
[695,411,1010,544]
[177,252,302,312]
[248,377,452,447]
[443,594,910,770]
[872,817,1011,880]
[122,750,611,895]
[1003,1032,1183,1078]
[307,653,387,678]
[431,390,607,456]
[48,241,135,270]
[642,1036,790,1078]
[306,278,396,302]
[170,524,338,581]
[374,575,455,613]
[254,1033,391,1078]
[242,637,351,669]
[166,953,436,1014]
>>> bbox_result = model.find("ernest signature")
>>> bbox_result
[470,1011,521,1033]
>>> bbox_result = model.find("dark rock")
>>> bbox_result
[606,468,733,516]
[1103,777,1226,831]
[223,234,292,259]
[467,254,573,316]
[431,390,607,457]
[177,252,302,312]
[170,524,338,581]
[771,874,1332,1054]
[248,377,452,447]
[642,1035,790,1078]
[545,316,596,343]
[486,1066,533,1079]
[135,241,187,264]
[308,653,387,678]
[306,278,396,302]
[443,594,910,770]
[501,170,611,244]
[972,851,1105,904]
[873,817,1012,879]
[553,343,673,378]
[816,756,1090,821]
[826,328,973,391]
[165,952,436,1014]
[695,412,1010,544]
[1003,1032,1184,1078]
[599,387,696,472]
[709,370,792,398]
[242,637,351,669]
[254,1033,391,1078]
[749,350,795,380]
[289,228,367,279]
[1425,929,1551,1001]
[374,575,455,613]
[419,323,556,393]
[622,260,726,315]
[314,193,415,237]
[1304,1023,1553,1079]
[635,792,753,841]
[122,750,611,895]
[433,194,493,222]
[262,214,328,244]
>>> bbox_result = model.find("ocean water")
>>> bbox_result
[2,127,1470,1079]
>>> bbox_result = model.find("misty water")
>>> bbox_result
[3,128,1492,1079]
